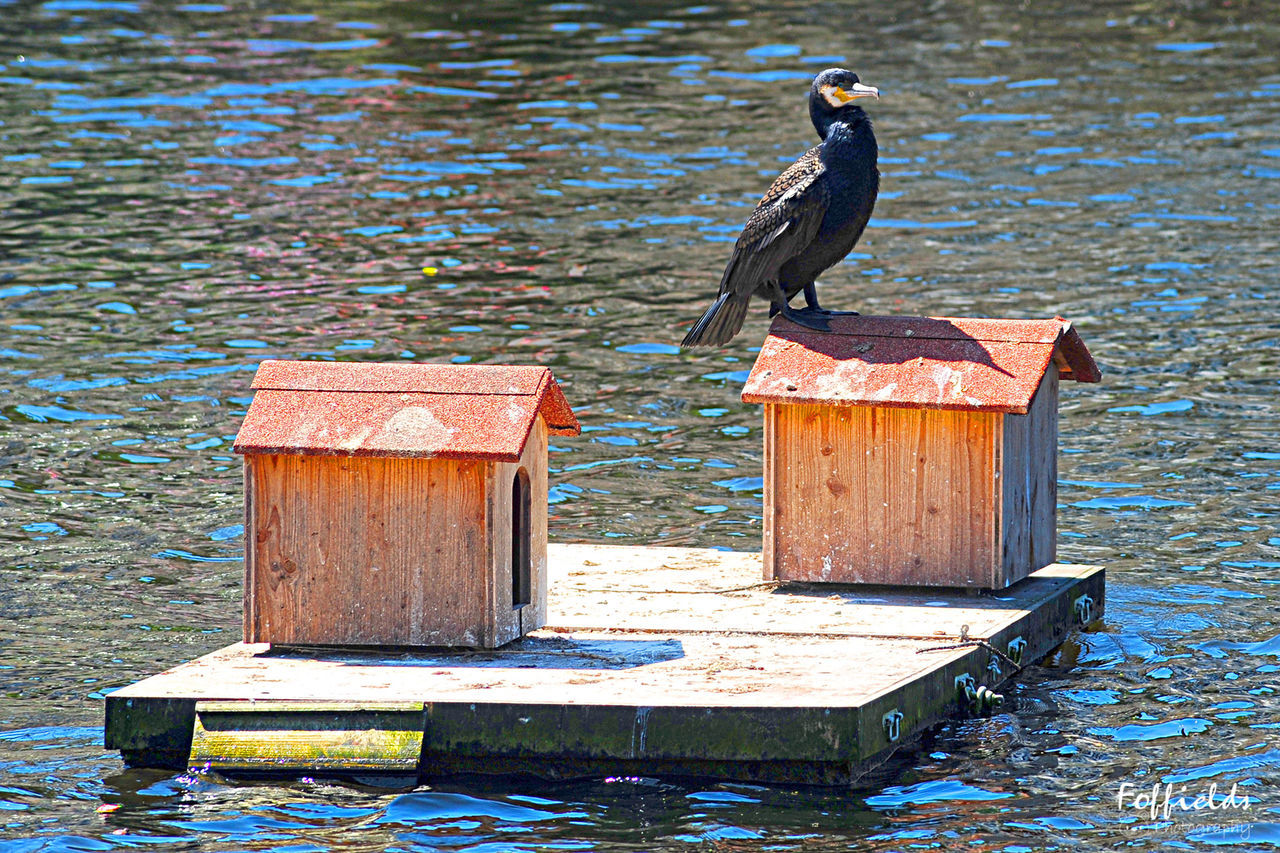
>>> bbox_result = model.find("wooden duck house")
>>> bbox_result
[232,361,580,648]
[742,315,1100,589]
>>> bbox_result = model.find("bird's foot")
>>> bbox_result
[799,281,859,317]
[779,304,859,331]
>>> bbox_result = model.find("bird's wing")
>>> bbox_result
[716,146,830,297]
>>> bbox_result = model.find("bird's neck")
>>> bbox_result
[813,108,871,142]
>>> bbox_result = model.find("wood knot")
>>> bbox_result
[268,558,299,590]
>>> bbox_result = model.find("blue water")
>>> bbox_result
[2,0,1279,848]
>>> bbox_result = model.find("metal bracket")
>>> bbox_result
[954,673,1004,716]
[1007,636,1027,665]
[987,655,1002,680]
[882,709,904,743]
[1073,594,1095,626]
[973,685,1005,714]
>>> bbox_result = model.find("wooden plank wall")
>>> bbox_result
[999,394,1028,582]
[998,366,1059,585]
[488,419,548,646]
[765,403,1000,586]
[244,454,490,646]
[1027,367,1058,573]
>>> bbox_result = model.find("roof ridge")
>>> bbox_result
[249,360,555,394]
[248,388,543,396]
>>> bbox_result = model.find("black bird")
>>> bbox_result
[681,68,880,347]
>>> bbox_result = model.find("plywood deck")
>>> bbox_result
[105,544,1103,785]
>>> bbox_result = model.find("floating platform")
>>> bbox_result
[105,544,1103,786]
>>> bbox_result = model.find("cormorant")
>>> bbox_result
[681,67,880,347]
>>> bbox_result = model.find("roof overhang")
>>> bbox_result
[741,315,1100,415]
[234,361,580,462]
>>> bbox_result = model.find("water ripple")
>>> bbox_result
[1,0,1279,849]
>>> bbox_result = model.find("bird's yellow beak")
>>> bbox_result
[830,82,880,102]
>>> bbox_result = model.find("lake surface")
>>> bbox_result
[2,0,1279,849]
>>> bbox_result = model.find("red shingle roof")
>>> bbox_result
[741,315,1100,415]
[234,361,580,462]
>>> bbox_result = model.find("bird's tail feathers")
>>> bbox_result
[680,292,750,348]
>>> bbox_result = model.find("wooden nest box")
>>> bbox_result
[232,361,580,648]
[742,315,1101,589]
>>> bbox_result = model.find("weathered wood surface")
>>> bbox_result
[1028,367,1059,572]
[999,366,1059,580]
[487,418,549,645]
[245,453,490,646]
[763,371,1061,590]
[765,403,1001,586]
[245,422,549,648]
[107,543,1104,785]
[110,633,967,709]
[547,544,1097,640]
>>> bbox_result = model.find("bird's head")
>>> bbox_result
[809,68,879,137]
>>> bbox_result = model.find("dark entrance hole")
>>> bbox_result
[512,467,531,608]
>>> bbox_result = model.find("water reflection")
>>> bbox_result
[1,0,1279,848]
